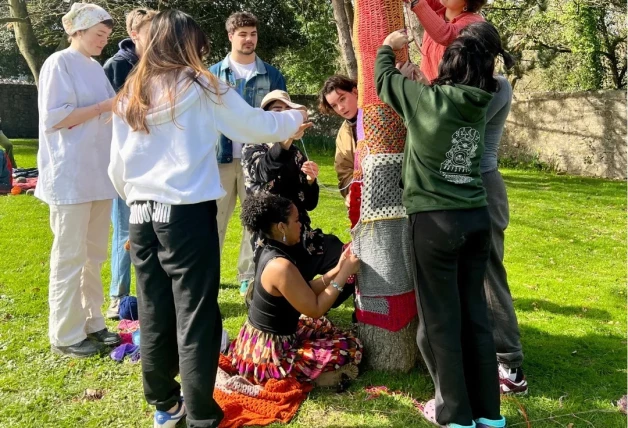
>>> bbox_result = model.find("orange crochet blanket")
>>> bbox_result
[216,354,313,428]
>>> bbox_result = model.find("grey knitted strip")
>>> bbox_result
[352,218,415,297]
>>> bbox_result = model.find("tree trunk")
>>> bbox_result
[331,0,358,79]
[343,0,354,40]
[8,0,45,86]
[357,318,421,372]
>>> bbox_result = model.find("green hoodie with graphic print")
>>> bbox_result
[375,45,493,215]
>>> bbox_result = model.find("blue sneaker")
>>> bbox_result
[154,400,186,428]
[475,416,506,428]
[239,280,250,297]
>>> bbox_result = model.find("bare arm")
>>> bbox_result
[53,98,114,129]
[309,265,340,295]
[263,256,358,319]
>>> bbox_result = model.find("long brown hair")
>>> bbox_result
[114,9,222,133]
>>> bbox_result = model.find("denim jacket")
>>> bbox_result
[209,54,287,164]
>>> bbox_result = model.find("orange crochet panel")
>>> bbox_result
[354,0,408,107]
[215,353,312,428]
[353,103,406,182]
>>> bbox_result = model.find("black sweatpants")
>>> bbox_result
[129,200,223,428]
[409,207,500,426]
[295,234,355,308]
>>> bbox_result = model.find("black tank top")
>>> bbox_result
[248,241,302,336]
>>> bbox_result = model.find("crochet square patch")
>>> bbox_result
[360,153,405,222]
[361,104,406,154]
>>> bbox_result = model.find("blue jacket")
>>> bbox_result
[209,54,287,163]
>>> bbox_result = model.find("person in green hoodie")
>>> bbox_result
[375,26,508,428]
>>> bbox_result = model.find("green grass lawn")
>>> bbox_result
[0,139,626,427]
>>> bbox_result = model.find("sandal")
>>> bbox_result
[417,399,477,428]
[417,399,444,427]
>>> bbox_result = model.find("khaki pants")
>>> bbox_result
[216,162,254,282]
[48,200,111,346]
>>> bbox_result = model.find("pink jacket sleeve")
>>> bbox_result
[413,1,485,46]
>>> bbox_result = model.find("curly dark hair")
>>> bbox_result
[225,11,258,34]
[240,193,293,235]
[318,75,357,115]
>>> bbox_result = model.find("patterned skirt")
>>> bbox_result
[228,316,363,385]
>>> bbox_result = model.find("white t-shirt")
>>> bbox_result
[109,78,304,206]
[229,58,257,82]
[35,47,117,205]
[228,57,258,159]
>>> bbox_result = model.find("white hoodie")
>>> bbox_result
[108,78,304,205]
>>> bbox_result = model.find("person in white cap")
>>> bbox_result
[36,2,120,358]
[241,90,356,310]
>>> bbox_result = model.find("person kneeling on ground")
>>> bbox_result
[241,90,355,309]
[229,193,363,387]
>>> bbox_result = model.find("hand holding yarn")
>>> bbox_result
[341,247,361,275]
[291,121,313,140]
[301,160,319,184]
[383,29,409,51]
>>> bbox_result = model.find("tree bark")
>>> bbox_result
[8,0,46,86]
[357,318,421,372]
[343,0,354,40]
[331,0,358,79]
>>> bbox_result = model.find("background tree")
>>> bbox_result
[0,0,302,85]
[275,0,342,94]
[485,0,627,91]
[1,0,625,93]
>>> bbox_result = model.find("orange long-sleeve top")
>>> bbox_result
[412,0,484,81]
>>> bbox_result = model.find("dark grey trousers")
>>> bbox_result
[482,169,524,368]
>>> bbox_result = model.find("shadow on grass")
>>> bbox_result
[219,300,248,320]
[503,173,627,196]
[519,324,626,401]
[514,298,613,321]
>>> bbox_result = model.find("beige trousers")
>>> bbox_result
[216,162,254,282]
[48,200,111,346]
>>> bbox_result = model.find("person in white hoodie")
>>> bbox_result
[37,3,121,359]
[108,10,306,428]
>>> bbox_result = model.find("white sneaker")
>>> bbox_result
[154,400,186,428]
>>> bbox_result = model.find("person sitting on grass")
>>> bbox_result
[241,90,355,309]
[229,193,363,387]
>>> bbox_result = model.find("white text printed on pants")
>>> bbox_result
[129,202,172,224]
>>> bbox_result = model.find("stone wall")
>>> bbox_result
[2,85,625,179]
[0,81,38,138]
[500,90,626,180]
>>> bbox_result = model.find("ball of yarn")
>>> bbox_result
[132,329,141,346]
[10,186,22,195]
[119,296,138,320]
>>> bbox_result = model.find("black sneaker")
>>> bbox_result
[51,339,101,358]
[87,328,121,346]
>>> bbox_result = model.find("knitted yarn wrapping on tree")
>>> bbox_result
[350,0,417,332]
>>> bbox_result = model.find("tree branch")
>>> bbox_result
[529,39,572,53]
[0,16,28,24]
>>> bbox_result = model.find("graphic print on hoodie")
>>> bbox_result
[374,45,494,215]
